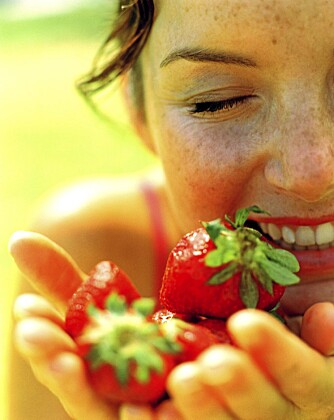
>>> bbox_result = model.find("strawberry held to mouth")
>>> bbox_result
[160,206,301,319]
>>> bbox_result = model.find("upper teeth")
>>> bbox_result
[259,222,334,250]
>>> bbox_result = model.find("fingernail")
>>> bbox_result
[49,353,74,374]
[14,320,40,351]
[13,294,36,320]
[13,321,38,356]
[119,404,151,420]
[168,363,202,394]
[157,401,182,420]
[199,347,235,385]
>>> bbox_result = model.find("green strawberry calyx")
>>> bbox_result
[79,293,181,386]
[202,206,300,309]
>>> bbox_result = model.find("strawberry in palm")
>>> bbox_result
[65,263,229,404]
[65,260,140,337]
[160,206,300,319]
[71,294,179,404]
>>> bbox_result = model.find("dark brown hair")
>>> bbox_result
[77,0,155,98]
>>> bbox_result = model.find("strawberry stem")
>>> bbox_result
[204,206,300,308]
[81,295,181,386]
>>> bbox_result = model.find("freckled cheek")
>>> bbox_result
[156,125,249,223]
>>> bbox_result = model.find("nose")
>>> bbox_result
[265,105,334,202]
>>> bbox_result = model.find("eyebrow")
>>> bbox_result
[160,47,257,68]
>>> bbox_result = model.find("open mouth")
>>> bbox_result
[247,220,334,251]
[243,217,334,313]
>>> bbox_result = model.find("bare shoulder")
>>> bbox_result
[29,166,178,295]
[33,166,164,234]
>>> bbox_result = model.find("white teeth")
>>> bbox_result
[315,222,334,245]
[282,226,295,244]
[259,223,268,234]
[268,223,282,240]
[319,243,330,250]
[293,244,306,251]
[295,226,315,246]
[279,240,293,250]
[259,220,334,250]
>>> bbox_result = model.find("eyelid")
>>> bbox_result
[189,95,254,115]
[185,86,255,102]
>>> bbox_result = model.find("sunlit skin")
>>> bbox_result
[10,0,334,419]
[141,0,334,314]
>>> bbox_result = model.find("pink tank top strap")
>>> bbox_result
[140,180,170,299]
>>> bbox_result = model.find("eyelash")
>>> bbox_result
[189,95,251,115]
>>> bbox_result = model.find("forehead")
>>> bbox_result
[147,0,334,68]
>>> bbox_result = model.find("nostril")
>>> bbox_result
[264,155,334,202]
[264,159,285,189]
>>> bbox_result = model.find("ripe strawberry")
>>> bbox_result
[152,309,227,362]
[196,318,233,345]
[160,206,300,319]
[65,260,141,337]
[66,292,229,404]
[68,293,180,404]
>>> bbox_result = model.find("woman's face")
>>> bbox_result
[139,0,334,314]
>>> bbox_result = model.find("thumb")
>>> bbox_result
[9,231,86,311]
[301,302,334,356]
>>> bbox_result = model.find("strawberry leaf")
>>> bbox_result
[87,304,98,317]
[150,336,182,354]
[105,293,127,314]
[205,246,238,267]
[207,262,239,285]
[254,268,274,295]
[133,348,164,383]
[115,357,130,386]
[243,227,262,238]
[268,303,286,324]
[240,271,259,308]
[229,206,271,229]
[269,309,286,324]
[202,219,225,241]
[262,247,300,272]
[132,297,156,317]
[259,259,300,286]
[135,364,150,384]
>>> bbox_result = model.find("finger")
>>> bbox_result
[228,309,334,413]
[301,302,334,355]
[198,344,293,420]
[285,315,302,336]
[14,317,76,358]
[156,400,183,420]
[167,362,235,420]
[9,231,86,311]
[14,319,119,419]
[119,403,154,420]
[41,352,119,420]
[13,293,63,326]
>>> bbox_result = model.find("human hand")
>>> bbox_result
[167,309,334,420]
[10,232,181,420]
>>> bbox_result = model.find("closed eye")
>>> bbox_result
[189,95,252,115]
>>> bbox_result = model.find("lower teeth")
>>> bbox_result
[276,240,334,251]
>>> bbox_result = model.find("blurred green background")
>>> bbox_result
[0,2,155,416]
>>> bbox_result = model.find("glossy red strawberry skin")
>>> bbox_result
[175,322,221,361]
[160,228,285,319]
[196,318,232,345]
[80,346,175,404]
[65,261,140,337]
[153,309,223,362]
